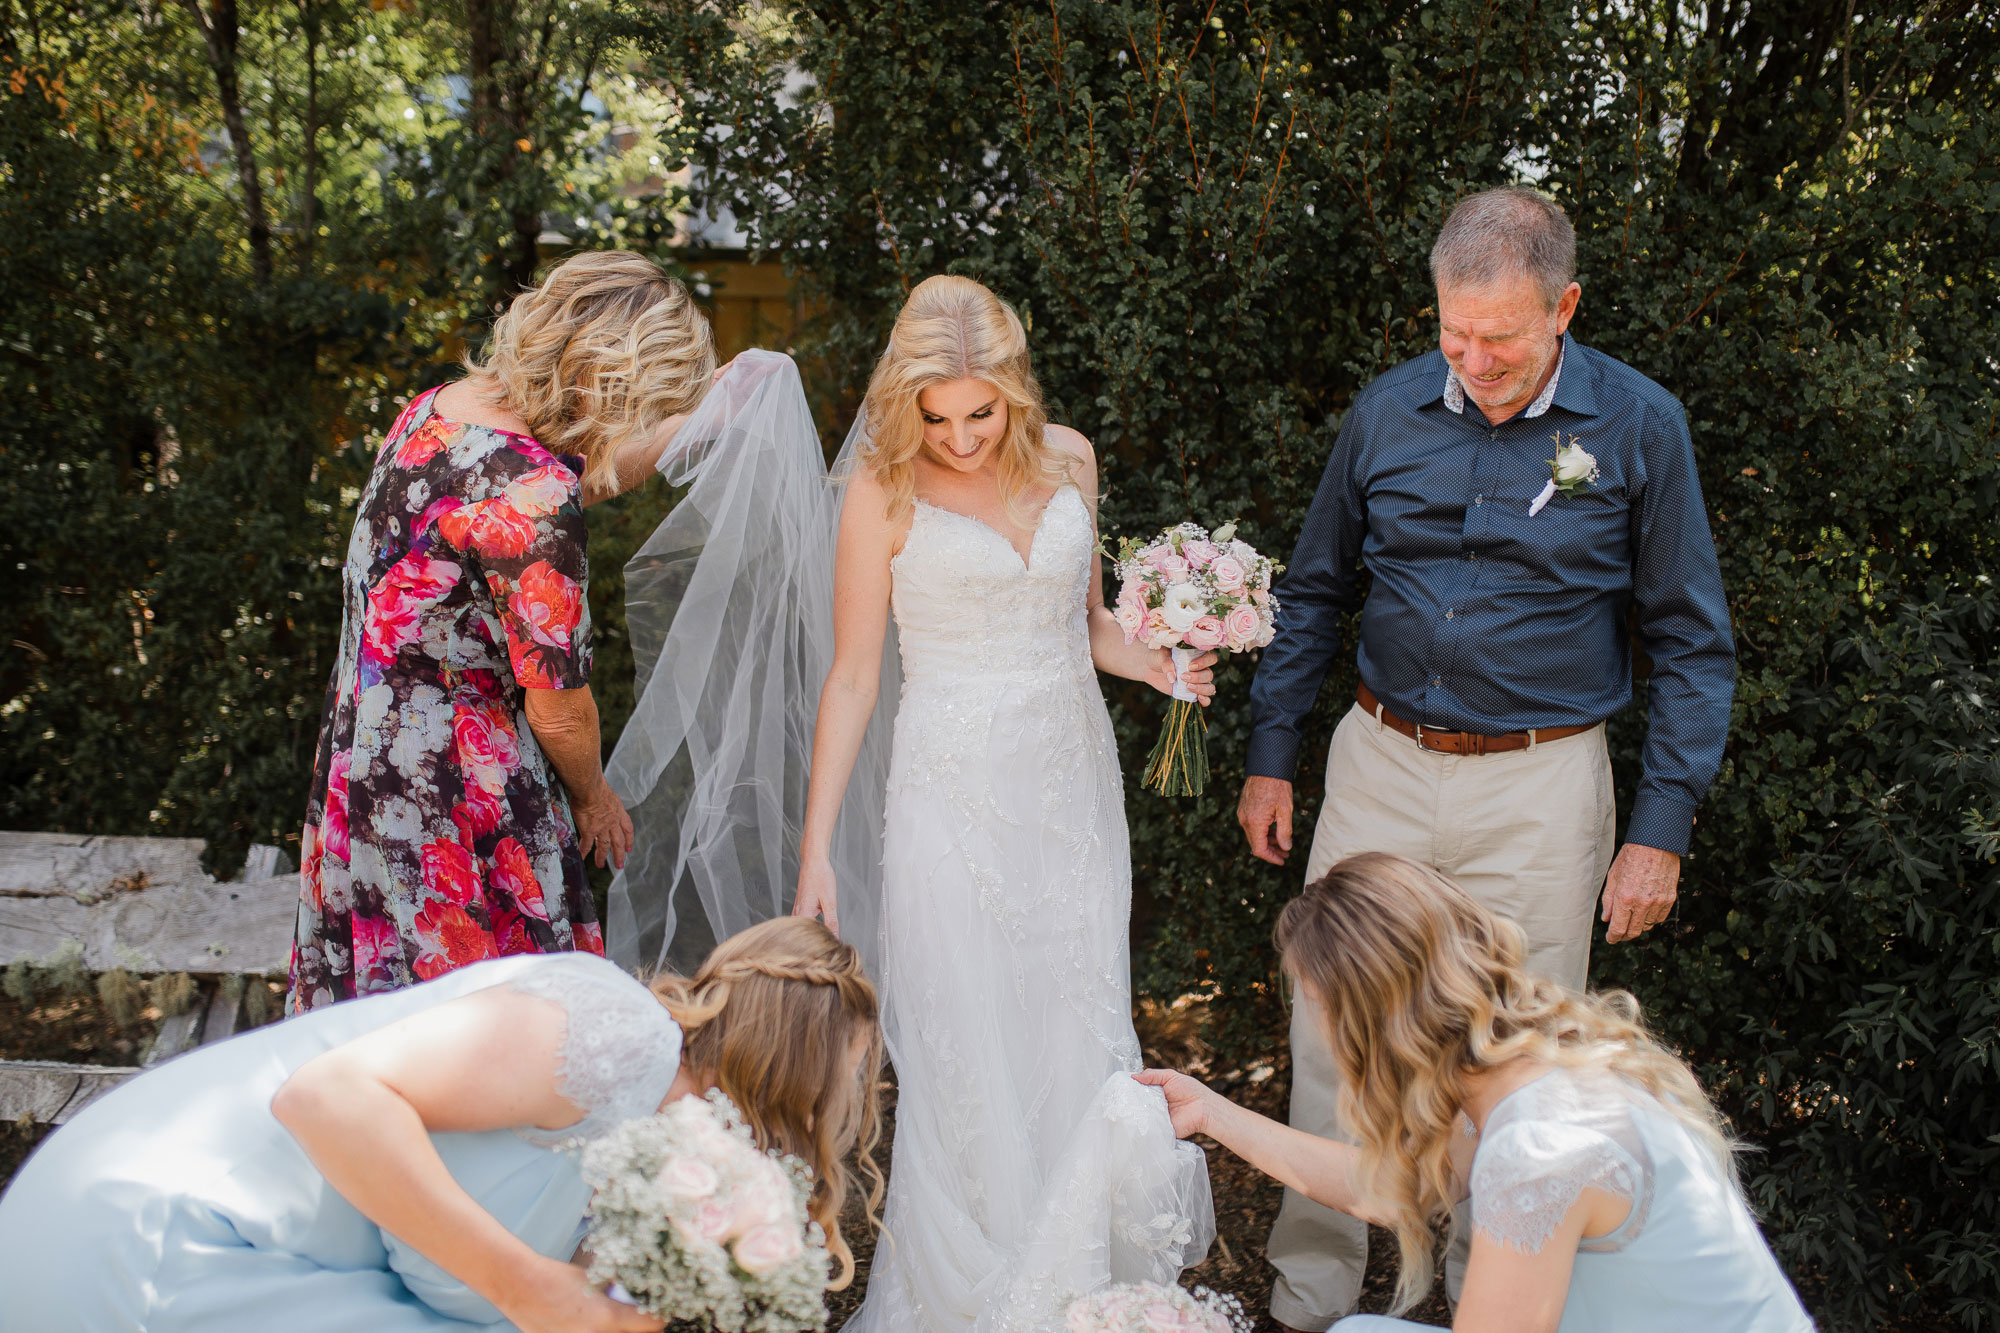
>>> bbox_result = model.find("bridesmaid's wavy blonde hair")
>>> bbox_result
[859,274,1070,519]
[1276,853,1738,1312]
[647,917,884,1289]
[461,250,715,498]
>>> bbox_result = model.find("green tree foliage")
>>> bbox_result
[636,2,1999,1324]
[0,0,665,869]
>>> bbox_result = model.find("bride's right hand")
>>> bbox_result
[793,855,840,936]
[501,1257,664,1333]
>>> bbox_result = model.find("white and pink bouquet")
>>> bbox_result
[577,1089,830,1332]
[1064,1282,1251,1332]
[1107,520,1281,796]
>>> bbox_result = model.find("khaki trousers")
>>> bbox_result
[1265,703,1617,1331]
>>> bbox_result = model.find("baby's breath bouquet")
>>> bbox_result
[578,1089,830,1332]
[1106,520,1281,797]
[1063,1282,1250,1332]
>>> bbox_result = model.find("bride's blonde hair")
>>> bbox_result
[1276,853,1737,1312]
[461,250,715,498]
[648,917,884,1290]
[858,274,1070,519]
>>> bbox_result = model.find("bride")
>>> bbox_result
[792,274,1216,1329]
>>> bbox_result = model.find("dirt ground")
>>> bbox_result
[2,987,1448,1329]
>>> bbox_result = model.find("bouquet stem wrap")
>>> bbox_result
[1144,647,1210,797]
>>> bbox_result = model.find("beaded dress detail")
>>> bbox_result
[845,483,1214,1333]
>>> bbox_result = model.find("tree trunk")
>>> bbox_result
[464,0,543,300]
[300,0,319,260]
[181,0,273,286]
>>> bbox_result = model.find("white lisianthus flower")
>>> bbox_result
[1161,583,1205,634]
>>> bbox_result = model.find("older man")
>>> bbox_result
[1238,186,1735,1331]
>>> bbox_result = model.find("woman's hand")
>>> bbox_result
[499,1257,665,1333]
[1133,1068,1220,1139]
[571,777,634,870]
[793,855,840,937]
[1142,648,1218,705]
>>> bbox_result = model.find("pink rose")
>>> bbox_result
[1209,555,1247,593]
[1117,578,1149,615]
[504,464,575,518]
[453,704,519,795]
[489,837,548,920]
[350,911,401,978]
[321,748,353,863]
[1224,603,1263,650]
[509,560,584,651]
[732,1223,804,1276]
[1180,539,1220,566]
[1114,602,1147,643]
[362,552,462,664]
[689,1197,736,1243]
[1186,615,1226,651]
[1150,551,1190,580]
[655,1155,720,1200]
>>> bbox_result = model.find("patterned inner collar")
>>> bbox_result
[1443,337,1567,419]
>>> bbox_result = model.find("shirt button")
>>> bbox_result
[1433,676,1443,686]
[1445,609,1456,619]
[1474,495,1484,506]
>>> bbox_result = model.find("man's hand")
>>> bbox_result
[1601,843,1681,943]
[1237,776,1295,866]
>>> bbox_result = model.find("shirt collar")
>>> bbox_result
[1441,332,1573,420]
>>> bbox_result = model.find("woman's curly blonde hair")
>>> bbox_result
[858,274,1072,519]
[646,916,884,1290]
[461,250,715,498]
[1276,853,1739,1312]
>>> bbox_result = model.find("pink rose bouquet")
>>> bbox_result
[1064,1282,1250,1332]
[577,1089,830,1331]
[1106,520,1281,796]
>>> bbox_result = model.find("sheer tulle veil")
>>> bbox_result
[604,349,897,976]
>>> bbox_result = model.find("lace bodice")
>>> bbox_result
[889,484,1095,686]
[1470,1066,1654,1255]
[503,953,684,1146]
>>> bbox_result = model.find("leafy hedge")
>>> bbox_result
[7,0,1997,1324]
[637,2,2000,1325]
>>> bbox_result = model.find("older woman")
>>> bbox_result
[290,252,715,1011]
[1140,853,1814,1333]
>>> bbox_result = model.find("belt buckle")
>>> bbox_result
[1414,722,1437,753]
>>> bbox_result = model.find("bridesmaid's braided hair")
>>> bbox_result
[647,917,884,1290]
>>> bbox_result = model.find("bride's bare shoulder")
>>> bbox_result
[1044,424,1098,497]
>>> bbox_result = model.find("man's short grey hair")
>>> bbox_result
[1429,187,1577,310]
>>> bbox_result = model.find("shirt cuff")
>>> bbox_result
[1244,729,1303,782]
[1624,792,1697,856]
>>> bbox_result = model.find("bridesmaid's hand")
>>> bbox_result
[793,855,841,937]
[501,1257,663,1333]
[1133,1068,1221,1140]
[1143,648,1217,706]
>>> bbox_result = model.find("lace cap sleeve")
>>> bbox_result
[504,954,683,1146]
[1471,1109,1644,1255]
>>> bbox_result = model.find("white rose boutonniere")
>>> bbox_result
[1529,434,1601,516]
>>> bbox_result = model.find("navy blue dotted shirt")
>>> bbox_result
[1245,336,1736,855]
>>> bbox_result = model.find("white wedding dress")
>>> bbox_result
[599,353,1211,1329]
[845,483,1214,1332]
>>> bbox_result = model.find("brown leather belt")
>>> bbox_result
[1357,682,1594,756]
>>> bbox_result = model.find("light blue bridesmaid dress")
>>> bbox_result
[0,952,680,1331]
[1334,1066,1814,1332]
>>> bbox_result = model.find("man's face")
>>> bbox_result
[1437,279,1581,421]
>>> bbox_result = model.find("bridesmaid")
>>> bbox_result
[0,917,881,1332]
[292,250,716,1011]
[1140,854,1814,1333]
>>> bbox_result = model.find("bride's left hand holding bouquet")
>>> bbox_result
[1107,521,1281,796]
[579,1089,832,1332]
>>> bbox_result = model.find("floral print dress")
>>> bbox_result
[290,388,604,1012]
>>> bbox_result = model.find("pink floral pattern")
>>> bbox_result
[291,387,603,1012]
